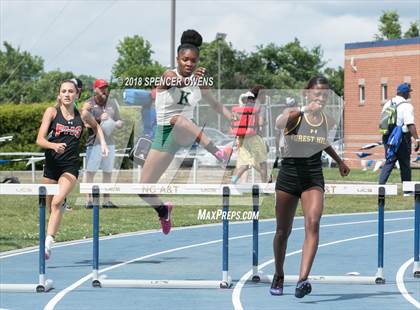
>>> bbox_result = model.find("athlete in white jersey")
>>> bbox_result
[155,69,202,125]
[138,29,235,235]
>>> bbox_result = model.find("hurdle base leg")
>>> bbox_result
[92,269,101,287]
[250,266,261,282]
[413,262,420,278]
[36,279,54,292]
[375,268,386,284]
[96,276,232,289]
[252,274,383,285]
[0,279,53,293]
[220,276,232,289]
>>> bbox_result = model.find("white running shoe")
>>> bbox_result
[45,235,54,260]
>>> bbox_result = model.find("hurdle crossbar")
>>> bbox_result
[404,182,420,278]
[79,183,398,196]
[0,184,57,292]
[251,184,398,285]
[89,185,232,289]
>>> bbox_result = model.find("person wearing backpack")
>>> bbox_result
[379,83,419,185]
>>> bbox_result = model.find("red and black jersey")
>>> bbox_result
[45,107,83,164]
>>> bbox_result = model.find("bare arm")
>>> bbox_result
[80,100,93,128]
[81,110,109,156]
[408,124,420,152]
[274,129,281,157]
[275,107,301,131]
[201,88,232,120]
[324,145,350,177]
[36,107,66,154]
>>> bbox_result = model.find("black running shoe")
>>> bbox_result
[295,279,312,298]
[103,201,118,209]
[85,201,93,209]
[269,274,284,296]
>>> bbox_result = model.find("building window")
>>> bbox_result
[359,85,365,103]
[381,84,388,102]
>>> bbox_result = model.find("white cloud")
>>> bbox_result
[1,0,418,78]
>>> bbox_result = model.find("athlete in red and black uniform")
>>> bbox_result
[43,105,84,180]
[37,80,108,259]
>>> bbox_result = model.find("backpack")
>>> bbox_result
[379,100,405,135]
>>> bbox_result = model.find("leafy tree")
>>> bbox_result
[245,39,325,90]
[404,21,420,38]
[29,70,74,102]
[112,35,164,88]
[375,10,402,40]
[198,40,246,89]
[0,41,44,103]
[324,66,344,97]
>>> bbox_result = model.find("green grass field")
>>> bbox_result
[0,168,418,252]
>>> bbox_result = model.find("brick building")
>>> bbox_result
[344,37,420,169]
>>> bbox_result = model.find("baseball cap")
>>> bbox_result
[244,91,255,98]
[93,79,109,89]
[397,83,412,94]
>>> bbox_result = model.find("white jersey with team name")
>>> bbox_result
[155,69,202,126]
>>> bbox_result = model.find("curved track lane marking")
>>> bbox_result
[232,228,414,310]
[43,217,412,309]
[396,258,420,309]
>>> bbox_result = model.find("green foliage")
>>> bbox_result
[112,35,165,87]
[374,11,419,41]
[404,21,420,38]
[199,38,327,91]
[0,42,44,103]
[375,10,402,40]
[324,66,344,97]
[0,102,49,170]
[30,70,74,102]
[0,100,139,170]
[0,102,89,170]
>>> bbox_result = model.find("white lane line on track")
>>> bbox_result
[43,217,413,310]
[1,210,413,259]
[396,258,420,309]
[232,228,414,310]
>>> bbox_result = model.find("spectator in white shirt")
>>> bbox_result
[379,83,419,185]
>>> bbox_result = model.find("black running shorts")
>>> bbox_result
[43,162,79,181]
[275,162,324,197]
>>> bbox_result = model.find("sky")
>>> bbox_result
[1,0,419,79]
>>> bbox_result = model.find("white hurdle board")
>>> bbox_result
[0,183,60,195]
[80,183,398,196]
[402,181,420,192]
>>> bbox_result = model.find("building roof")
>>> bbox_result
[345,37,420,50]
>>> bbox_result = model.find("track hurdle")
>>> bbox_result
[80,183,234,289]
[249,183,398,285]
[0,184,59,293]
[402,182,420,278]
